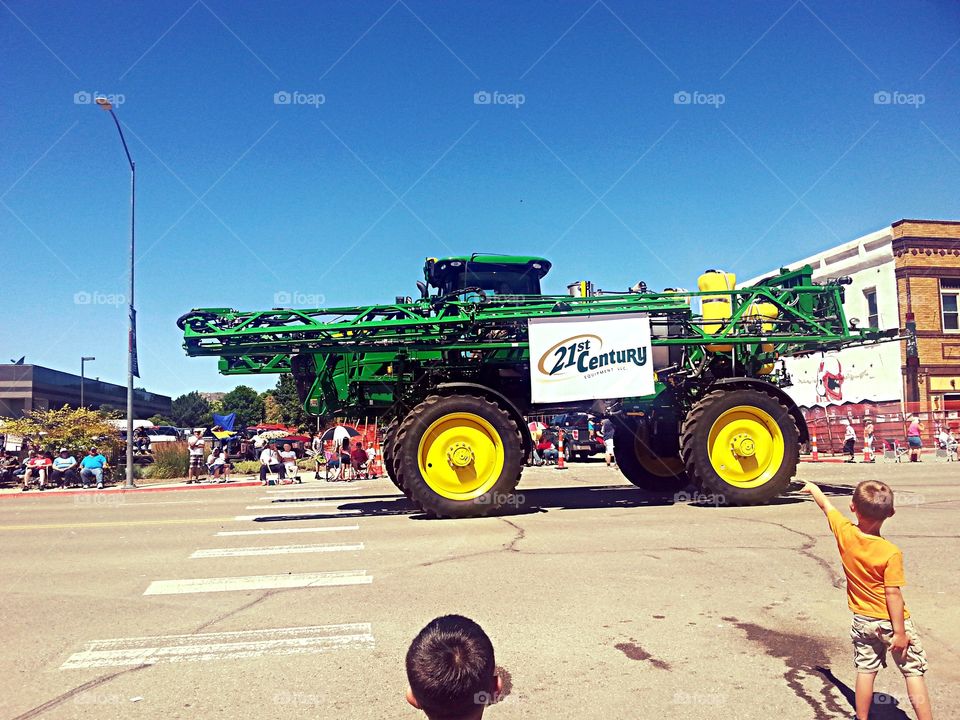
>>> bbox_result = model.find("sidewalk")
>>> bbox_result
[0,475,263,498]
[800,447,941,463]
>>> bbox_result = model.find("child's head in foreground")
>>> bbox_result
[406,614,500,720]
[851,480,895,524]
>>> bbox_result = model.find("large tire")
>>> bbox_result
[613,416,687,492]
[394,394,523,518]
[381,420,409,497]
[680,388,798,505]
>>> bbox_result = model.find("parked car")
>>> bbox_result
[148,426,182,443]
[549,412,606,461]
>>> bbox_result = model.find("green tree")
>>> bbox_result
[170,392,211,428]
[148,414,173,425]
[262,393,282,424]
[272,374,311,430]
[220,385,265,429]
[98,404,120,418]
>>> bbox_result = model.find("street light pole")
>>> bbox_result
[80,356,95,408]
[95,97,136,489]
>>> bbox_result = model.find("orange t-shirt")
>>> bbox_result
[827,508,909,620]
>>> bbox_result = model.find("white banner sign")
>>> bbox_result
[528,314,655,403]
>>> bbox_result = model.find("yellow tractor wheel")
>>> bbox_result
[395,395,523,518]
[680,388,798,504]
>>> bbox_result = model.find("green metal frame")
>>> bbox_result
[178,264,898,419]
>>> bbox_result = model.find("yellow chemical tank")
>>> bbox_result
[746,301,779,373]
[698,270,736,352]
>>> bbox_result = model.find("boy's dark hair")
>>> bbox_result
[406,615,495,719]
[852,480,895,520]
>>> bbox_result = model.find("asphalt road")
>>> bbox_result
[1,460,957,720]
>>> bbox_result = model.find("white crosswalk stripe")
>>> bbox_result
[258,494,356,501]
[233,510,360,521]
[265,485,360,494]
[245,501,338,510]
[215,524,359,537]
[190,542,363,558]
[144,570,372,595]
[60,623,374,669]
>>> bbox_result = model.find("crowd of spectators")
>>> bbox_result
[0,447,109,491]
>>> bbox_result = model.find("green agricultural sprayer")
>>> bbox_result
[179,254,897,517]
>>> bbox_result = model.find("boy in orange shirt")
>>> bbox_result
[803,480,933,720]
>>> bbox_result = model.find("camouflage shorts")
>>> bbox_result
[851,614,928,676]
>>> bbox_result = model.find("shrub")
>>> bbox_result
[297,457,321,470]
[150,441,189,479]
[233,460,262,475]
[0,405,119,456]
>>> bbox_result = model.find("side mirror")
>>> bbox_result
[416,281,428,299]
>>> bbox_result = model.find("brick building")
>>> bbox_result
[893,219,960,411]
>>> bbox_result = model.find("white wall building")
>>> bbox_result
[742,225,903,408]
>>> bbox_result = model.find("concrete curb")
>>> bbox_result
[0,479,262,499]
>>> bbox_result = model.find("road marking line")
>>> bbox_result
[245,502,337,510]
[265,486,356,494]
[215,525,359,537]
[143,570,372,595]
[233,510,360,521]
[190,542,364,558]
[120,500,205,506]
[257,495,356,501]
[0,517,235,531]
[60,623,375,669]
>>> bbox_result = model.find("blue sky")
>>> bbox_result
[2,0,958,399]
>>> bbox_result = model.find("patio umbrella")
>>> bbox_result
[320,425,360,442]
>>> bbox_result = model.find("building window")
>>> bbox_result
[864,288,879,328]
[942,279,960,332]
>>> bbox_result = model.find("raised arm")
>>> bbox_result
[801,481,837,516]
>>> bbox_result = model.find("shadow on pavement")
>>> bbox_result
[251,484,699,522]
[816,666,912,719]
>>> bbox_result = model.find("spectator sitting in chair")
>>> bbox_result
[23,451,52,491]
[206,449,224,481]
[1,452,19,484]
[537,437,559,464]
[279,442,299,483]
[324,449,342,481]
[133,426,151,454]
[79,447,108,489]
[215,448,230,482]
[51,448,79,488]
[350,441,368,480]
[258,444,286,485]
[365,442,379,477]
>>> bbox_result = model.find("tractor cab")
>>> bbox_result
[422,254,551,299]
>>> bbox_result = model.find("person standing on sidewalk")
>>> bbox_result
[842,419,857,463]
[600,416,616,468]
[906,416,924,463]
[311,431,324,479]
[863,420,875,463]
[187,429,206,483]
